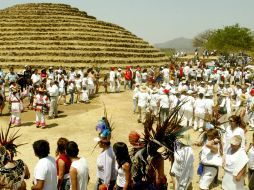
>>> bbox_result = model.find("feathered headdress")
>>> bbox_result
[93,106,114,152]
[143,101,190,158]
[0,123,26,166]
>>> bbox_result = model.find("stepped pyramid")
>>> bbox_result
[0,3,169,69]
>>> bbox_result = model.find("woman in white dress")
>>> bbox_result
[222,135,248,190]
[199,129,222,190]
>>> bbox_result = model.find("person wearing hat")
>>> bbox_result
[180,89,195,128]
[193,93,207,131]
[197,81,207,95]
[33,87,49,128]
[222,135,248,190]
[149,87,160,116]
[217,92,231,127]
[248,89,254,130]
[47,66,55,80]
[94,118,116,190]
[206,80,214,95]
[134,84,150,123]
[9,85,24,126]
[158,88,170,123]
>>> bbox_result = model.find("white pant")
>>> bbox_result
[36,111,45,127]
[199,166,217,189]
[109,80,115,92]
[10,112,21,125]
[194,113,205,130]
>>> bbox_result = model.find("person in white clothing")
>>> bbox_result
[94,137,117,190]
[32,140,57,190]
[223,115,245,153]
[158,89,170,123]
[115,68,122,93]
[149,87,160,117]
[109,67,116,93]
[31,69,41,88]
[181,90,195,127]
[75,74,82,103]
[47,80,59,119]
[222,135,248,190]
[199,129,222,190]
[134,85,150,123]
[67,141,89,190]
[194,93,206,131]
[161,67,169,83]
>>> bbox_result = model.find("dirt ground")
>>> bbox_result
[0,88,251,189]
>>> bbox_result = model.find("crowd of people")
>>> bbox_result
[0,56,254,190]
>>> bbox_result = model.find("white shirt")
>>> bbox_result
[109,71,116,82]
[223,127,245,152]
[205,98,214,114]
[34,156,57,190]
[48,84,59,97]
[135,91,150,107]
[162,68,169,78]
[158,94,170,108]
[31,74,41,84]
[96,147,117,184]
[194,98,206,114]
[71,157,89,190]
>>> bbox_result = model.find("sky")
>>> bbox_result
[0,0,254,44]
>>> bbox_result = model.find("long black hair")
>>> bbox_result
[113,142,131,168]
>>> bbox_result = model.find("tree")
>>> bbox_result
[205,24,253,53]
[193,29,215,48]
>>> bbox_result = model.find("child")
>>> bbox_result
[9,86,23,126]
[81,86,89,103]
[33,87,49,128]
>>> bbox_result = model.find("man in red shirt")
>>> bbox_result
[124,66,132,90]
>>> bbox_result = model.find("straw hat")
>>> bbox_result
[230,135,242,146]
[240,94,247,102]
[152,87,158,94]
[140,84,148,92]
[221,92,229,97]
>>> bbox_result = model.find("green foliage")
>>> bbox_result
[205,24,253,53]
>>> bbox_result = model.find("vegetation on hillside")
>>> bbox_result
[193,24,254,55]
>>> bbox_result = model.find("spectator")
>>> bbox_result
[66,141,89,190]
[32,140,57,190]
[56,138,71,190]
[222,135,248,190]
[113,142,132,190]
